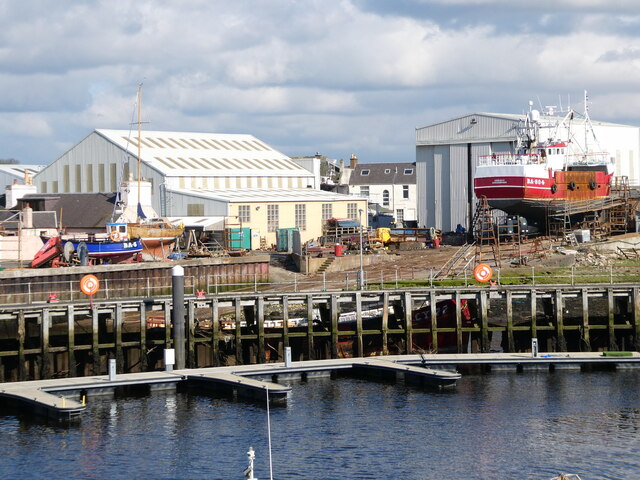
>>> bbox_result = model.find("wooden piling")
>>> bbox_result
[582,288,591,350]
[506,291,514,353]
[355,292,363,357]
[91,306,100,375]
[330,294,339,359]
[479,291,489,353]
[67,305,76,377]
[404,292,413,354]
[211,297,220,367]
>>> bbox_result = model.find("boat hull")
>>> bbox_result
[474,166,613,221]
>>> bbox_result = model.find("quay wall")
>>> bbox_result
[0,284,639,382]
[0,255,270,303]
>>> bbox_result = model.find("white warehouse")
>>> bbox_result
[33,129,318,216]
[415,111,640,232]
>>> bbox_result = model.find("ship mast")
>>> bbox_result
[137,84,142,218]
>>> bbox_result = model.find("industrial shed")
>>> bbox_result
[415,112,640,232]
[33,129,318,216]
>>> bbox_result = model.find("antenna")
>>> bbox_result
[265,387,274,480]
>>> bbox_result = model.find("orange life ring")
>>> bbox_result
[109,230,121,242]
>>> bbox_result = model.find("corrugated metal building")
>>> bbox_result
[416,112,640,232]
[34,129,318,216]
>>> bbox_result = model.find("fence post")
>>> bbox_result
[571,266,574,286]
[430,268,433,288]
[323,272,327,292]
[215,275,218,295]
[380,270,383,290]
[70,280,73,302]
[254,273,257,293]
[294,274,297,293]
[147,277,150,297]
[610,265,613,284]
[105,278,109,299]
[395,269,398,290]
[532,266,535,286]
[464,268,468,287]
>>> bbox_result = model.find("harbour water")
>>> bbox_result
[1,370,639,480]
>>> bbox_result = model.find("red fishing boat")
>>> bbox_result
[473,92,615,222]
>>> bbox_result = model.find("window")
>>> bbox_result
[187,203,204,216]
[40,181,47,193]
[396,209,404,222]
[75,165,81,191]
[403,168,413,175]
[360,186,369,197]
[86,165,93,192]
[403,185,409,199]
[383,190,390,206]
[110,163,117,191]
[238,205,251,223]
[347,202,358,220]
[360,169,370,176]
[384,169,391,174]
[98,164,105,192]
[267,205,279,232]
[63,165,70,193]
[322,203,333,220]
[295,204,306,231]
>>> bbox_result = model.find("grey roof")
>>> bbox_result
[18,193,117,229]
[349,163,416,186]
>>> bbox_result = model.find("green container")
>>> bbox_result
[276,228,299,252]
[226,227,251,250]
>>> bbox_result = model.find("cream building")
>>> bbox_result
[168,187,367,249]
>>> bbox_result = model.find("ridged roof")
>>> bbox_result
[96,129,315,178]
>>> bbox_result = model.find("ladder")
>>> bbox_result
[472,196,501,268]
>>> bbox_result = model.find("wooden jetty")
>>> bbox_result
[1,284,640,382]
[0,357,461,421]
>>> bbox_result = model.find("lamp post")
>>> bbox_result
[358,208,364,290]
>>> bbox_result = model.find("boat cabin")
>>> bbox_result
[105,222,131,242]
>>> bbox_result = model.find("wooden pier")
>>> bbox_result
[1,284,640,383]
[0,357,463,421]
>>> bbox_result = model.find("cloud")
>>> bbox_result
[0,0,639,165]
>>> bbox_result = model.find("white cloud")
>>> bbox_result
[0,0,639,164]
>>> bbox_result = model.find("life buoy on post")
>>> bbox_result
[109,230,121,242]
[568,181,577,191]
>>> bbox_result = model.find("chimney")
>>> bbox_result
[349,154,358,169]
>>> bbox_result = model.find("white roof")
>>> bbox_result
[167,216,226,231]
[169,187,366,203]
[0,164,46,178]
[96,129,315,178]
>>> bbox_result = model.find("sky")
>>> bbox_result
[1,0,640,166]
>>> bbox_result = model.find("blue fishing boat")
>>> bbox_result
[33,223,142,267]
[70,222,142,264]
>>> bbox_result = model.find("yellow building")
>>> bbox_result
[169,187,367,250]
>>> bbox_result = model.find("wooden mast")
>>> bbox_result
[136,85,142,215]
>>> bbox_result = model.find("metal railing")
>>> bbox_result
[2,264,640,305]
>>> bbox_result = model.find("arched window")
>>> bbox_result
[383,189,390,206]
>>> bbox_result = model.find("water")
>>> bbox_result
[1,370,639,480]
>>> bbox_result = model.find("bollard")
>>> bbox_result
[172,265,185,370]
[284,346,292,368]
[531,338,538,358]
[164,348,175,372]
[108,358,116,381]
